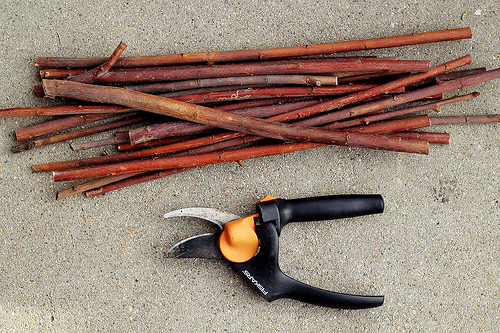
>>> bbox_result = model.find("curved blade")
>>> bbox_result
[167,233,224,259]
[164,207,241,229]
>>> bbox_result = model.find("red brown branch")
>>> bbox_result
[39,58,431,83]
[429,114,500,125]
[67,42,127,83]
[36,27,471,68]
[15,113,115,141]
[391,132,450,144]
[124,75,339,94]
[42,79,428,154]
[11,114,147,153]
[0,105,133,118]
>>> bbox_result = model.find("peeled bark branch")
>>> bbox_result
[70,132,131,151]
[36,27,472,68]
[391,132,450,144]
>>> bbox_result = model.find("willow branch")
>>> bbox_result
[262,55,472,124]
[11,114,147,153]
[124,75,338,94]
[56,173,142,200]
[42,79,427,154]
[295,66,500,127]
[0,105,133,118]
[67,42,127,83]
[15,113,115,141]
[391,132,450,144]
[159,84,394,104]
[84,168,194,197]
[329,92,480,129]
[128,99,325,145]
[70,132,131,151]
[36,27,471,68]
[429,114,500,125]
[33,131,246,171]
[39,58,431,83]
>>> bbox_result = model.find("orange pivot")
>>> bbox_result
[218,214,260,263]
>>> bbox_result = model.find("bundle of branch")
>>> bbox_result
[1,27,499,199]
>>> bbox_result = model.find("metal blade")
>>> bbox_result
[167,233,224,259]
[164,207,241,229]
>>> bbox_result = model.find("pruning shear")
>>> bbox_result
[165,194,385,309]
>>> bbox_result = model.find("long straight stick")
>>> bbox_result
[39,58,431,83]
[42,80,428,154]
[124,75,339,94]
[36,27,472,68]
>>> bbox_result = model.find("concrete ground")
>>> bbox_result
[0,0,498,331]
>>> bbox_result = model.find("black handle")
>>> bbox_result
[234,222,384,309]
[257,195,384,234]
[269,270,384,309]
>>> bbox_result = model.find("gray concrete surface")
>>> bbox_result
[0,0,498,331]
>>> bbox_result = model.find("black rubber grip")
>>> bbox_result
[234,222,384,309]
[257,194,384,234]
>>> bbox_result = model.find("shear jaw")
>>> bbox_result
[164,207,241,229]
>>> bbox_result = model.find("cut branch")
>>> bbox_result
[11,113,147,153]
[391,132,450,144]
[0,105,133,118]
[39,58,431,83]
[128,99,325,145]
[124,75,339,94]
[15,113,115,141]
[36,27,471,68]
[42,79,428,154]
[429,114,500,125]
[67,42,127,83]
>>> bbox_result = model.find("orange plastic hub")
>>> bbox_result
[218,214,260,263]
